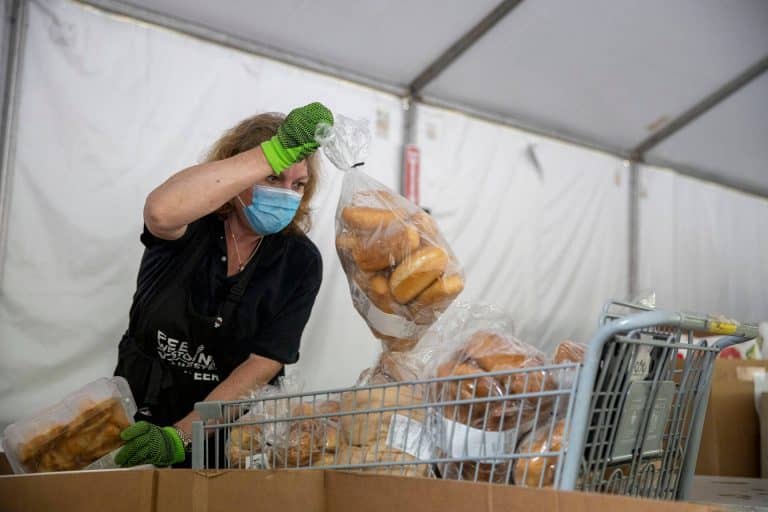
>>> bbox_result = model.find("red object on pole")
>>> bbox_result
[404,144,420,205]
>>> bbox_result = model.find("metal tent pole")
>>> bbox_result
[400,0,525,196]
[0,0,27,286]
[628,161,639,299]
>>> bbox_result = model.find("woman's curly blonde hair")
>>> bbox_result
[205,112,319,235]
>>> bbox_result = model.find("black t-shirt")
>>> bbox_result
[129,214,322,366]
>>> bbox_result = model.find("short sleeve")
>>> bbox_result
[248,242,323,364]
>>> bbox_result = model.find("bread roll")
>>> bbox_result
[352,223,420,272]
[412,274,464,307]
[355,272,398,314]
[410,210,440,242]
[342,206,398,231]
[336,445,431,477]
[440,459,512,484]
[408,273,465,325]
[390,246,449,303]
[340,386,423,446]
[513,420,565,487]
[335,232,358,253]
[274,418,345,468]
[553,340,586,364]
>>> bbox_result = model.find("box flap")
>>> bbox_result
[0,468,155,512]
[155,469,325,512]
[696,360,768,477]
[323,471,720,512]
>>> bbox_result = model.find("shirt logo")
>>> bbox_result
[157,330,219,381]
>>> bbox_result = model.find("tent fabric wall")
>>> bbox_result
[0,0,402,426]
[637,165,768,321]
[0,0,764,431]
[416,105,629,351]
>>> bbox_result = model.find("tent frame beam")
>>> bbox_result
[408,0,524,95]
[630,54,768,160]
[73,0,768,200]
[0,0,27,286]
[76,0,405,96]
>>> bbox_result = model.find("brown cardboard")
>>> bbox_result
[695,359,768,477]
[323,471,720,512]
[0,468,722,512]
[0,452,12,476]
[690,475,768,508]
[155,469,326,512]
[761,393,768,478]
[0,468,155,512]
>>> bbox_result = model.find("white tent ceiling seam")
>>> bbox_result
[65,0,768,201]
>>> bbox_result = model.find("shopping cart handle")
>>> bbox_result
[714,335,755,350]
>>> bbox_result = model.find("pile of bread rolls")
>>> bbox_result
[338,381,431,478]
[430,330,555,483]
[511,340,586,487]
[336,189,464,352]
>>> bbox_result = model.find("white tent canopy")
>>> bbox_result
[87,0,768,195]
[0,0,766,427]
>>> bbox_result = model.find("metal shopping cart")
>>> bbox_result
[191,301,759,501]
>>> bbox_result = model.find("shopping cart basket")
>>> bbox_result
[191,301,758,501]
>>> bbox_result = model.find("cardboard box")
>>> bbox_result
[690,475,768,508]
[695,359,768,477]
[761,393,768,478]
[0,469,722,512]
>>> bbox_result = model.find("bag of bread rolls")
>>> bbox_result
[334,445,432,477]
[550,339,587,392]
[337,182,464,352]
[270,400,346,469]
[513,419,566,487]
[420,304,558,483]
[319,115,464,353]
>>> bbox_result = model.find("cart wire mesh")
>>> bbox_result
[193,363,581,487]
[191,301,759,501]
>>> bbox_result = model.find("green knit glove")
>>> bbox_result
[261,102,333,174]
[115,421,186,467]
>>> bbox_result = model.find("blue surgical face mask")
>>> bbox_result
[237,185,302,235]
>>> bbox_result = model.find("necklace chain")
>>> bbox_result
[227,219,262,272]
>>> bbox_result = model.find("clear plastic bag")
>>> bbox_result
[270,399,346,469]
[321,115,464,352]
[421,304,555,483]
[552,340,586,364]
[513,419,566,487]
[2,377,137,474]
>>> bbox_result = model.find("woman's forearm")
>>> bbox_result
[174,354,282,437]
[144,147,272,239]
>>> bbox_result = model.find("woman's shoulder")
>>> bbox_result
[280,232,322,265]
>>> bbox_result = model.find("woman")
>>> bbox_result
[113,103,333,467]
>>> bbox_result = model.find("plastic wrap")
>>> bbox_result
[227,384,282,469]
[421,304,555,483]
[322,116,464,352]
[335,445,431,477]
[271,400,346,468]
[356,351,422,385]
[552,340,586,364]
[2,377,137,473]
[513,419,566,487]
